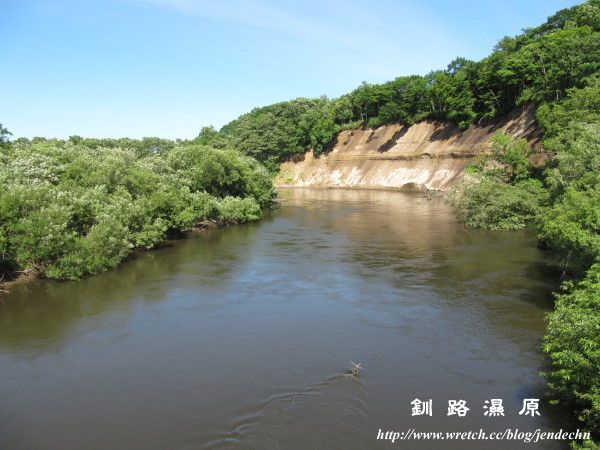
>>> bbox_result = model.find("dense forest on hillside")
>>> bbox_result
[1,0,598,444]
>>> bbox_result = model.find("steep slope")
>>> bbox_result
[275,106,542,191]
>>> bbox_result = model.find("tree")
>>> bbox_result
[196,126,219,146]
[542,263,600,437]
[489,131,533,181]
[0,123,12,151]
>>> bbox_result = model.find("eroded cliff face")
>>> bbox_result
[275,107,542,191]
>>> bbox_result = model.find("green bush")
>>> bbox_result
[338,120,363,131]
[366,116,384,129]
[0,138,276,280]
[46,215,132,280]
[446,178,549,230]
[215,196,261,222]
[537,184,600,277]
[543,263,600,438]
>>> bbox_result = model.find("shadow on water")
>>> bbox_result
[0,218,269,354]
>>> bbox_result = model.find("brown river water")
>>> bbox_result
[0,189,569,449]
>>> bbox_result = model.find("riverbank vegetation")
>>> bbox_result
[449,77,599,443]
[444,4,599,442]
[0,133,276,281]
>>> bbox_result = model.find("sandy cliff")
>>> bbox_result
[275,106,542,191]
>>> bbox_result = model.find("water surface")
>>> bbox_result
[0,189,565,449]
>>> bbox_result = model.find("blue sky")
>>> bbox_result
[2,0,583,140]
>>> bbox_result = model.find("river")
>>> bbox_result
[0,189,567,449]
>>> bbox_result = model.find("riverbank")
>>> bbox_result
[0,140,276,287]
[275,106,544,191]
[0,215,268,295]
[0,269,39,294]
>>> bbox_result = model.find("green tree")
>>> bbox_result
[196,126,220,146]
[489,131,533,181]
[542,263,600,437]
[537,184,600,276]
[0,123,12,151]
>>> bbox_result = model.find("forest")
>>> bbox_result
[1,0,598,444]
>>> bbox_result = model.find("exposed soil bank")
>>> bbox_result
[275,106,543,191]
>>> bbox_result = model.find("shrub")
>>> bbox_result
[446,178,549,230]
[542,263,600,438]
[0,140,275,280]
[537,184,600,277]
[215,196,261,222]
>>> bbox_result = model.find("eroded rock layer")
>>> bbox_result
[276,107,541,191]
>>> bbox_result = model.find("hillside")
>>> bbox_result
[276,106,541,191]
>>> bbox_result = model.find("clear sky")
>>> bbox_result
[1,0,583,140]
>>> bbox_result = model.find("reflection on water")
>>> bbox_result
[0,189,565,449]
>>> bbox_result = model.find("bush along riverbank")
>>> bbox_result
[0,132,276,282]
[445,58,600,449]
[446,82,599,446]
